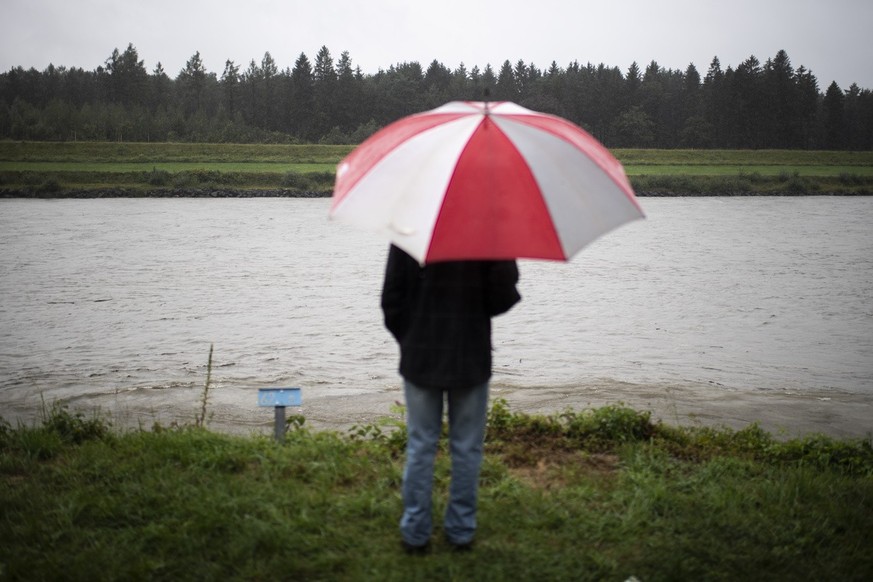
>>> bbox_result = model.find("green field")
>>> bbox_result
[2,402,872,580]
[0,141,353,163]
[2,141,872,195]
[0,162,335,173]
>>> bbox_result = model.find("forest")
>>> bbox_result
[1,43,871,150]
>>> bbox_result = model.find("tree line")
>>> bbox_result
[1,44,871,150]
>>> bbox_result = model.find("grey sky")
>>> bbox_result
[2,0,871,91]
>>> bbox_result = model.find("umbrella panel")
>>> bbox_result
[427,115,564,262]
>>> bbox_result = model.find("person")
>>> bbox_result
[380,244,521,553]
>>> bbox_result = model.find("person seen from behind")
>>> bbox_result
[381,244,521,553]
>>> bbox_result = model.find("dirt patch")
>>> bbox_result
[503,448,621,491]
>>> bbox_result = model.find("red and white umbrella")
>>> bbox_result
[329,100,644,264]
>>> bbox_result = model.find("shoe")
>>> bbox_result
[401,540,430,555]
[447,539,473,552]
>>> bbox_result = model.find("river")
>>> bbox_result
[1,197,871,437]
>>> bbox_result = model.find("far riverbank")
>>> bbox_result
[2,187,872,198]
[2,143,872,196]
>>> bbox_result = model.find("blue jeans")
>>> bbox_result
[400,379,489,546]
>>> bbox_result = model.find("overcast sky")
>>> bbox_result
[3,0,871,91]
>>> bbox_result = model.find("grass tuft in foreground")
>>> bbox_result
[1,401,871,580]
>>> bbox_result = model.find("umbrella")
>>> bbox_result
[329,100,644,264]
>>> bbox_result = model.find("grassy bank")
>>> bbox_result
[2,142,872,196]
[2,401,872,581]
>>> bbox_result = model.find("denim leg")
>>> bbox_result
[444,382,489,545]
[400,380,444,546]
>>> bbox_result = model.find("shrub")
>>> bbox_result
[36,177,61,193]
[281,172,313,190]
[838,172,864,186]
[563,404,655,445]
[171,172,197,188]
[146,167,171,186]
[42,404,111,445]
[781,173,815,194]
[0,416,11,445]
[774,433,873,475]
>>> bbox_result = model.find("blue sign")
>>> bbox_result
[258,387,302,407]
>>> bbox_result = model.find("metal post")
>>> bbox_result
[258,388,301,444]
[274,406,286,443]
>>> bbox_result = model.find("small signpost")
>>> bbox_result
[258,387,302,443]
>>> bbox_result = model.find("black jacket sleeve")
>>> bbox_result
[484,260,521,317]
[380,245,414,341]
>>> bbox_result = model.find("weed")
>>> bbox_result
[145,167,171,185]
[773,433,873,475]
[41,402,111,445]
[6,424,64,460]
[171,171,196,188]
[781,173,815,194]
[838,171,864,185]
[348,401,407,455]
[280,171,314,190]
[36,176,61,193]
[777,169,798,182]
[0,404,111,461]
[196,343,214,429]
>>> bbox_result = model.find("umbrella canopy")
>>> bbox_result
[329,100,644,264]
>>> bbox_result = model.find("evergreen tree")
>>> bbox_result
[312,46,337,137]
[177,51,209,116]
[702,57,727,146]
[220,60,240,118]
[450,63,470,100]
[822,81,845,149]
[513,60,529,101]
[679,63,712,147]
[624,61,642,110]
[240,59,262,127]
[289,52,315,140]
[105,44,149,107]
[728,56,767,147]
[842,83,873,150]
[259,52,280,131]
[150,63,172,111]
[481,64,498,96]
[335,50,362,133]
[763,49,799,147]
[541,62,565,116]
[423,59,452,105]
[795,65,820,148]
[495,60,517,101]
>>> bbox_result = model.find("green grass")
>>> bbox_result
[616,148,873,166]
[5,162,871,178]
[623,164,873,177]
[0,141,354,163]
[3,142,871,166]
[0,162,337,173]
[1,142,872,195]
[2,401,872,581]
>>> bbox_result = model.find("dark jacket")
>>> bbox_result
[381,245,521,390]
